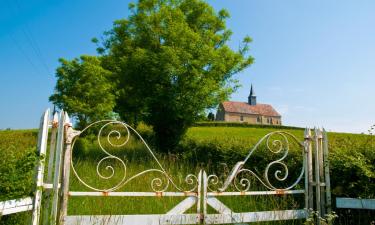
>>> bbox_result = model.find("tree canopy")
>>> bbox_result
[51,0,253,152]
[49,56,115,128]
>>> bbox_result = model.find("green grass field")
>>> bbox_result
[1,125,374,224]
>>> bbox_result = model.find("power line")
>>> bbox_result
[9,33,42,75]
[14,0,52,75]
[6,0,52,75]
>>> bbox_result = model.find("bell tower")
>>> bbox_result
[248,84,256,105]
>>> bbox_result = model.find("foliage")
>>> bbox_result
[49,55,116,129]
[304,210,338,225]
[207,112,215,121]
[328,131,375,198]
[194,121,305,130]
[0,130,38,224]
[180,126,375,198]
[0,126,374,224]
[97,0,253,152]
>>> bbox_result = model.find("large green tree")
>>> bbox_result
[97,0,254,152]
[50,56,116,128]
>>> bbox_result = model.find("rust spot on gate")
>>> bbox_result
[102,192,109,196]
[155,192,163,197]
[52,121,58,128]
[275,189,285,195]
[183,191,197,196]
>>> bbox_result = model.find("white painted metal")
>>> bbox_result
[205,197,249,225]
[336,198,375,210]
[65,214,201,225]
[203,171,208,216]
[63,125,313,224]
[43,183,60,189]
[204,210,308,224]
[307,129,314,210]
[207,190,304,196]
[47,112,59,181]
[206,197,233,214]
[314,128,322,222]
[166,197,197,215]
[43,112,59,225]
[196,170,202,215]
[318,129,326,215]
[303,128,310,212]
[60,113,81,225]
[323,129,332,213]
[51,111,66,225]
[31,109,50,225]
[0,197,33,215]
[69,191,197,197]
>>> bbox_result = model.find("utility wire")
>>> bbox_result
[6,0,52,75]
[14,0,52,74]
[9,33,42,75]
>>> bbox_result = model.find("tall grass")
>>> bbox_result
[63,127,305,225]
[0,125,374,224]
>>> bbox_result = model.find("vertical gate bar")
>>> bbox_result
[202,171,208,223]
[323,129,332,214]
[314,128,321,224]
[59,113,81,225]
[303,128,310,213]
[43,112,58,225]
[46,112,59,181]
[197,170,202,215]
[318,129,326,216]
[31,109,50,225]
[50,111,65,225]
[307,129,314,210]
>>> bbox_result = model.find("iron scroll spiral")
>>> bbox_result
[208,131,306,192]
[70,120,199,192]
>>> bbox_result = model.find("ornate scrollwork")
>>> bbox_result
[70,120,199,192]
[210,131,305,192]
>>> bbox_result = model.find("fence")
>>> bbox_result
[1,109,334,224]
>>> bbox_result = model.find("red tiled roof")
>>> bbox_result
[221,101,281,117]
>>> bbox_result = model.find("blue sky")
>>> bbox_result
[0,0,374,133]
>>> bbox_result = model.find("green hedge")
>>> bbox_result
[194,121,305,130]
[181,127,375,199]
[0,130,38,224]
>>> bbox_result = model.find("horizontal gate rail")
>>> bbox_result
[65,214,201,225]
[207,189,305,196]
[69,191,198,197]
[336,197,375,210]
[0,197,33,216]
[204,209,307,224]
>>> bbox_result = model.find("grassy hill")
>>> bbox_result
[0,125,374,224]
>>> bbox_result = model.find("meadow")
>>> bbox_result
[0,124,374,224]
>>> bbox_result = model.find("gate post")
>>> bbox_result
[310,128,332,223]
[50,111,66,225]
[305,129,314,211]
[59,113,81,225]
[43,112,59,225]
[304,128,313,212]
[31,109,50,225]
[314,128,323,225]
[322,129,332,214]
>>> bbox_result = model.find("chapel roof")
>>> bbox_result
[221,101,281,117]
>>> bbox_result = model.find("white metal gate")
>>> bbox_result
[1,109,332,225]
